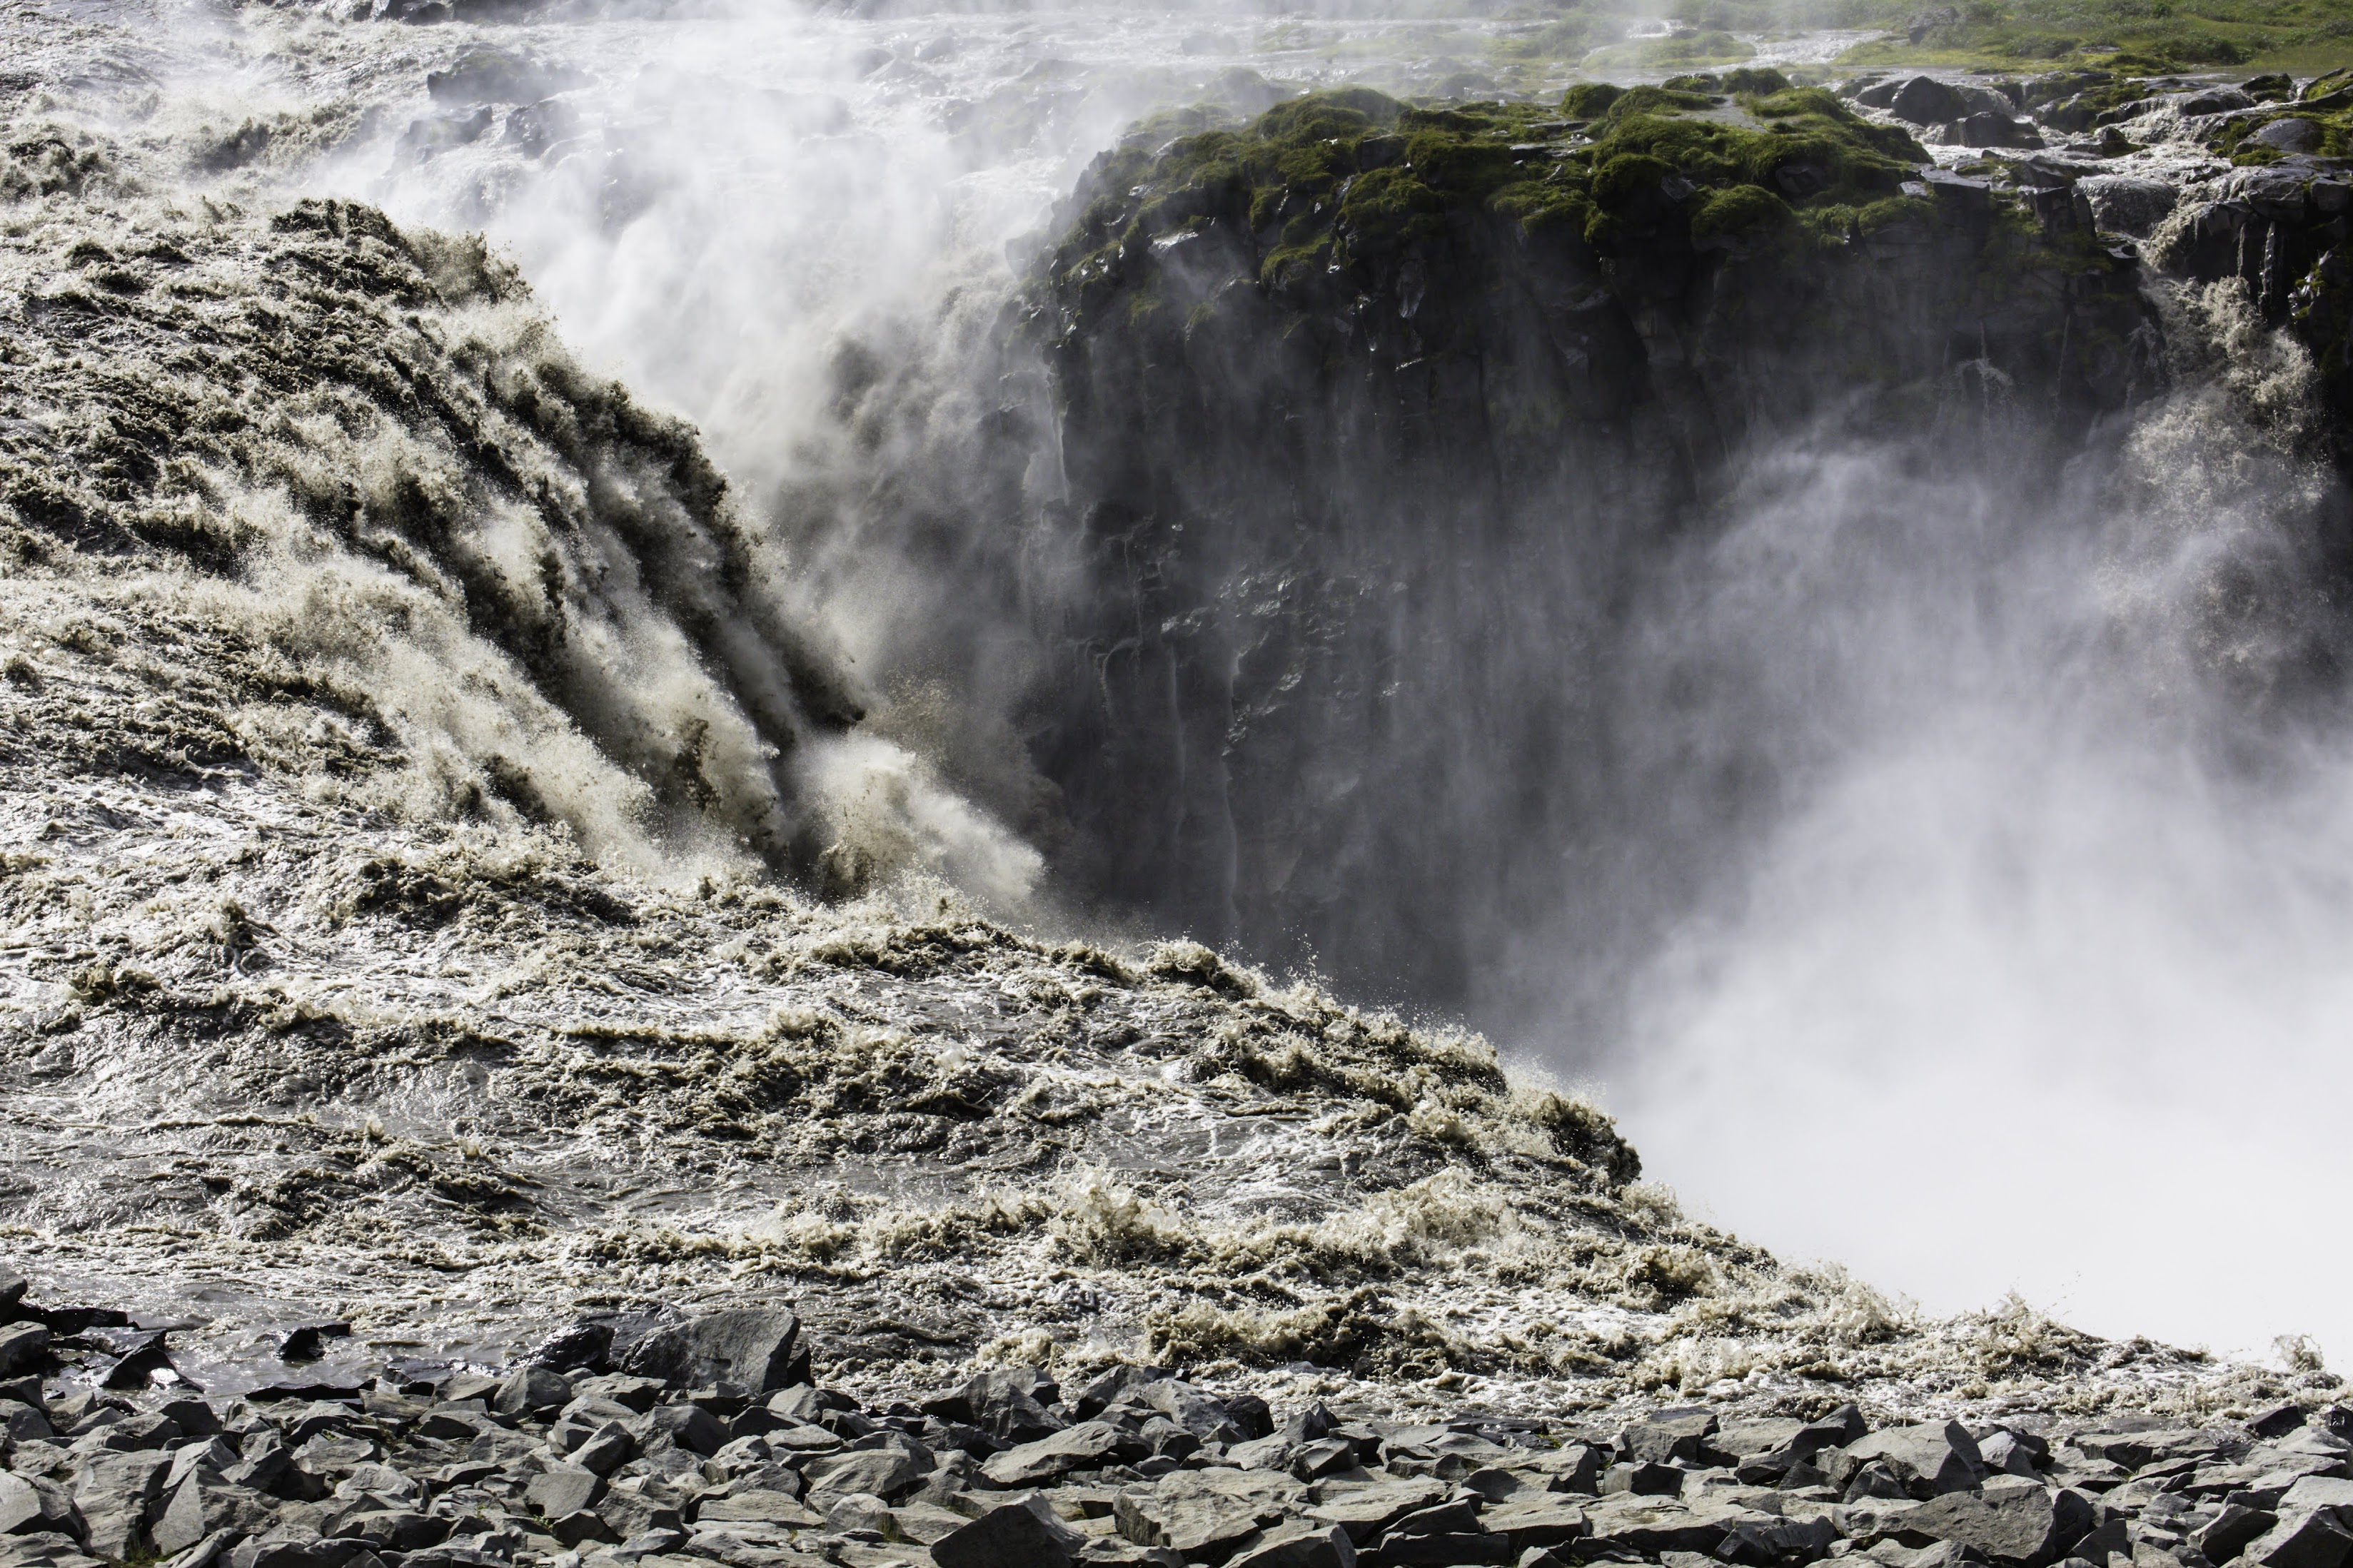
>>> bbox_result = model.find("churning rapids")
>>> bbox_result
[1,0,2351,1470]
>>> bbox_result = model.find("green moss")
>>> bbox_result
[2213,104,2353,161]
[1561,84,1624,121]
[1591,93,1925,208]
[1690,183,1795,245]
[1825,0,2353,71]
[1491,178,1599,236]
[1038,78,2037,326]
[1663,67,1796,96]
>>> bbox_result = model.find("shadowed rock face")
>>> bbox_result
[1009,89,2156,1006]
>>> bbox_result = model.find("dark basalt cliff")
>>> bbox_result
[1009,83,2160,1003]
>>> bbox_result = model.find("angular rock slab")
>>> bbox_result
[621,1310,800,1393]
[1119,1470,1309,1561]
[934,1494,1090,1568]
[1895,1482,2093,1568]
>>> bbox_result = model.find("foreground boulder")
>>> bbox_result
[618,1310,803,1392]
[1897,1477,2095,1566]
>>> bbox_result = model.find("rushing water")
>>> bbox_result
[11,0,2352,1366]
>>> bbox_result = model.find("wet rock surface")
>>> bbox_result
[0,1320,2347,1568]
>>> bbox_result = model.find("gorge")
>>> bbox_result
[1,13,2351,1568]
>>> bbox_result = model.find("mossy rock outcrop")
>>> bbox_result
[1008,85,2153,1004]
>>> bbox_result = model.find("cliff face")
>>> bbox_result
[1014,84,2157,1003]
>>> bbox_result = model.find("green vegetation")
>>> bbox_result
[1476,0,2353,76]
[2195,62,2353,156]
[2211,97,2353,160]
[1040,80,1944,313]
[1820,0,2353,72]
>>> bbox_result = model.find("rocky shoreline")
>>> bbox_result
[2,1279,2350,1568]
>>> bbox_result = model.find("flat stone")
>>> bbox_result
[598,1489,685,1540]
[526,1467,606,1520]
[1225,1522,1355,1568]
[552,1511,620,1547]
[1580,1497,1761,1557]
[1479,1499,1589,1551]
[1920,169,1992,213]
[1713,1512,1839,1566]
[333,1512,449,1552]
[1291,1441,1357,1482]
[1229,1437,1293,1473]
[2281,1480,2353,1512]
[1796,1409,1868,1460]
[1379,1499,1481,1539]
[1716,1422,1806,1459]
[1137,1382,1256,1447]
[1072,1368,1171,1421]
[2074,1433,2222,1472]
[1979,1435,2043,1480]
[804,1443,927,1502]
[528,1322,616,1374]
[1118,1470,1309,1559]
[764,1424,842,1453]
[2177,87,2257,115]
[0,1475,56,1539]
[1078,1542,1185,1568]
[984,1422,1147,1487]
[1,1532,105,1568]
[692,1494,822,1528]
[1512,1446,1601,1496]
[883,1502,972,1545]
[418,1405,493,1442]
[1303,1478,1448,1544]
[1366,1533,1511,1566]
[1839,1499,1929,1546]
[574,1377,666,1415]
